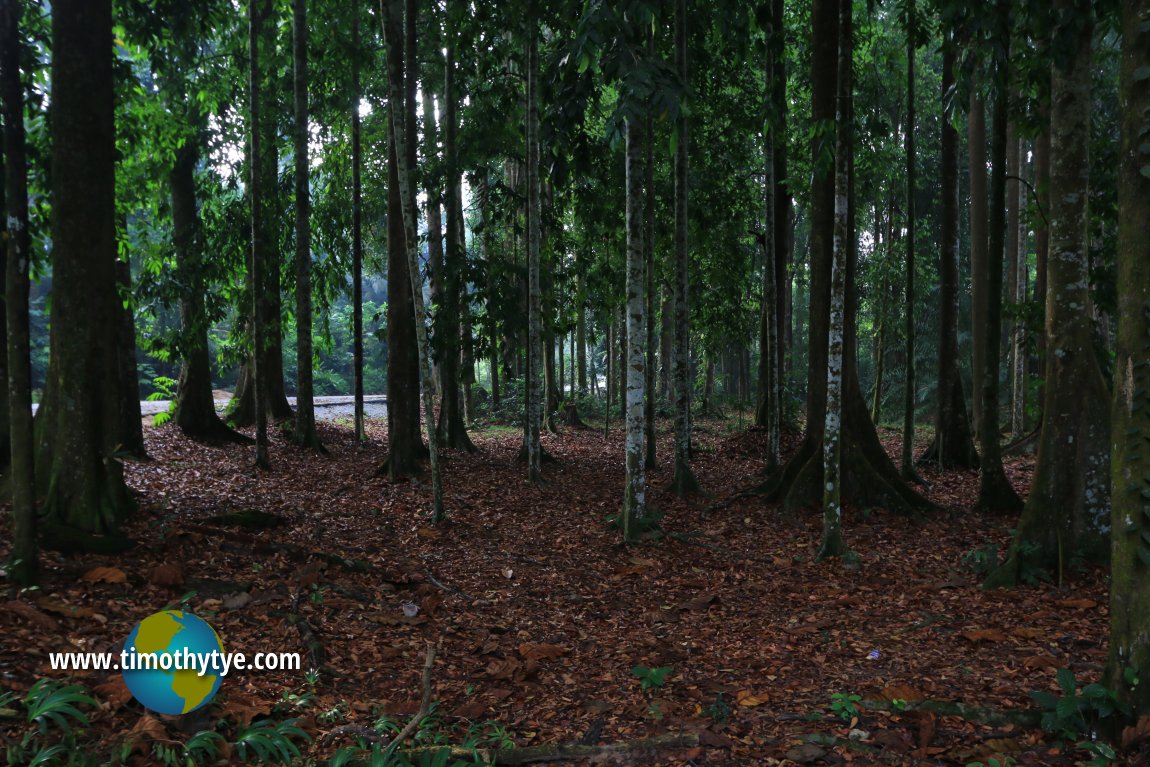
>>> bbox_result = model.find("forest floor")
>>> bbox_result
[0,413,1122,766]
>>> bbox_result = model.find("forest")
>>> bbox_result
[1,0,1149,763]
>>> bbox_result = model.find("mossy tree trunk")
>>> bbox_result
[920,38,979,469]
[644,99,657,471]
[1107,0,1150,715]
[900,3,918,481]
[986,2,1106,585]
[2,0,38,583]
[248,0,272,469]
[968,90,988,438]
[622,113,648,542]
[36,0,134,538]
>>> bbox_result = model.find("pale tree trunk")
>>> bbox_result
[975,5,1023,514]
[292,0,321,450]
[986,3,1106,585]
[968,90,988,437]
[380,0,444,521]
[525,11,542,483]
[900,6,918,481]
[818,0,851,561]
[1107,0,1150,715]
[2,0,38,582]
[670,0,699,496]
[921,36,979,468]
[352,3,365,441]
[622,116,648,541]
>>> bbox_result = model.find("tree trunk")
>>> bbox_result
[36,0,134,540]
[351,3,365,441]
[1107,0,1150,715]
[380,0,425,479]
[525,12,542,483]
[986,3,1105,584]
[920,37,979,469]
[622,114,648,540]
[1033,124,1050,420]
[818,0,852,561]
[292,0,321,450]
[756,2,782,470]
[2,0,38,582]
[1005,116,1022,439]
[380,0,444,520]
[249,0,271,469]
[968,90,988,437]
[772,0,790,426]
[644,100,657,471]
[577,266,588,394]
[671,0,699,495]
[974,8,1023,514]
[900,6,918,480]
[870,276,886,424]
[115,258,145,457]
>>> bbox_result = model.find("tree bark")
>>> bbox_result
[968,90,988,437]
[1107,0,1150,715]
[115,258,145,457]
[36,0,134,539]
[986,2,1106,584]
[975,6,1023,514]
[380,0,425,479]
[622,114,648,540]
[2,0,38,583]
[525,9,543,483]
[671,0,699,496]
[248,0,271,469]
[1005,116,1023,439]
[644,98,656,471]
[292,0,321,450]
[380,0,444,520]
[352,3,365,441]
[920,37,979,469]
[900,6,918,480]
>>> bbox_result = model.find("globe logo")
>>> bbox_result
[121,610,225,716]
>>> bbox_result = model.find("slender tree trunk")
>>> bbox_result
[900,7,918,480]
[2,0,38,582]
[969,91,988,437]
[115,258,145,457]
[975,5,1023,514]
[622,114,648,541]
[292,0,321,450]
[249,0,271,469]
[1107,0,1150,715]
[577,264,588,393]
[659,290,671,399]
[1005,117,1022,438]
[870,274,886,424]
[36,0,134,541]
[772,0,789,431]
[986,3,1105,583]
[525,10,542,482]
[380,0,444,520]
[819,0,851,561]
[756,6,781,470]
[644,101,656,470]
[1033,125,1050,420]
[921,37,979,469]
[671,0,698,495]
[352,3,365,441]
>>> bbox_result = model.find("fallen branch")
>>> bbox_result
[185,522,370,572]
[425,570,481,602]
[863,698,1043,728]
[321,724,388,747]
[392,732,700,765]
[380,641,436,761]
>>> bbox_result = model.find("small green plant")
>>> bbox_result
[829,692,862,721]
[147,375,178,426]
[964,757,1015,767]
[232,717,310,764]
[962,543,1000,575]
[3,679,95,767]
[1029,667,1130,739]
[631,665,673,690]
[1078,740,1117,766]
[703,693,731,724]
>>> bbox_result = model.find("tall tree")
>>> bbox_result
[380,0,425,478]
[974,2,1022,513]
[380,0,444,520]
[986,1,1106,584]
[900,0,919,482]
[351,3,366,442]
[670,0,699,496]
[1107,0,1150,716]
[920,36,979,469]
[525,8,543,484]
[292,0,322,450]
[622,109,648,539]
[819,0,852,560]
[2,0,37,582]
[968,90,988,436]
[36,0,134,542]
[249,0,272,469]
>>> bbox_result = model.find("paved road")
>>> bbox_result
[32,394,388,421]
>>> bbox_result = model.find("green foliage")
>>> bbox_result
[2,680,94,767]
[630,665,673,691]
[962,544,1000,575]
[1028,667,1131,740]
[829,692,862,721]
[328,707,514,767]
[703,693,731,724]
[233,718,310,764]
[964,757,1014,767]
